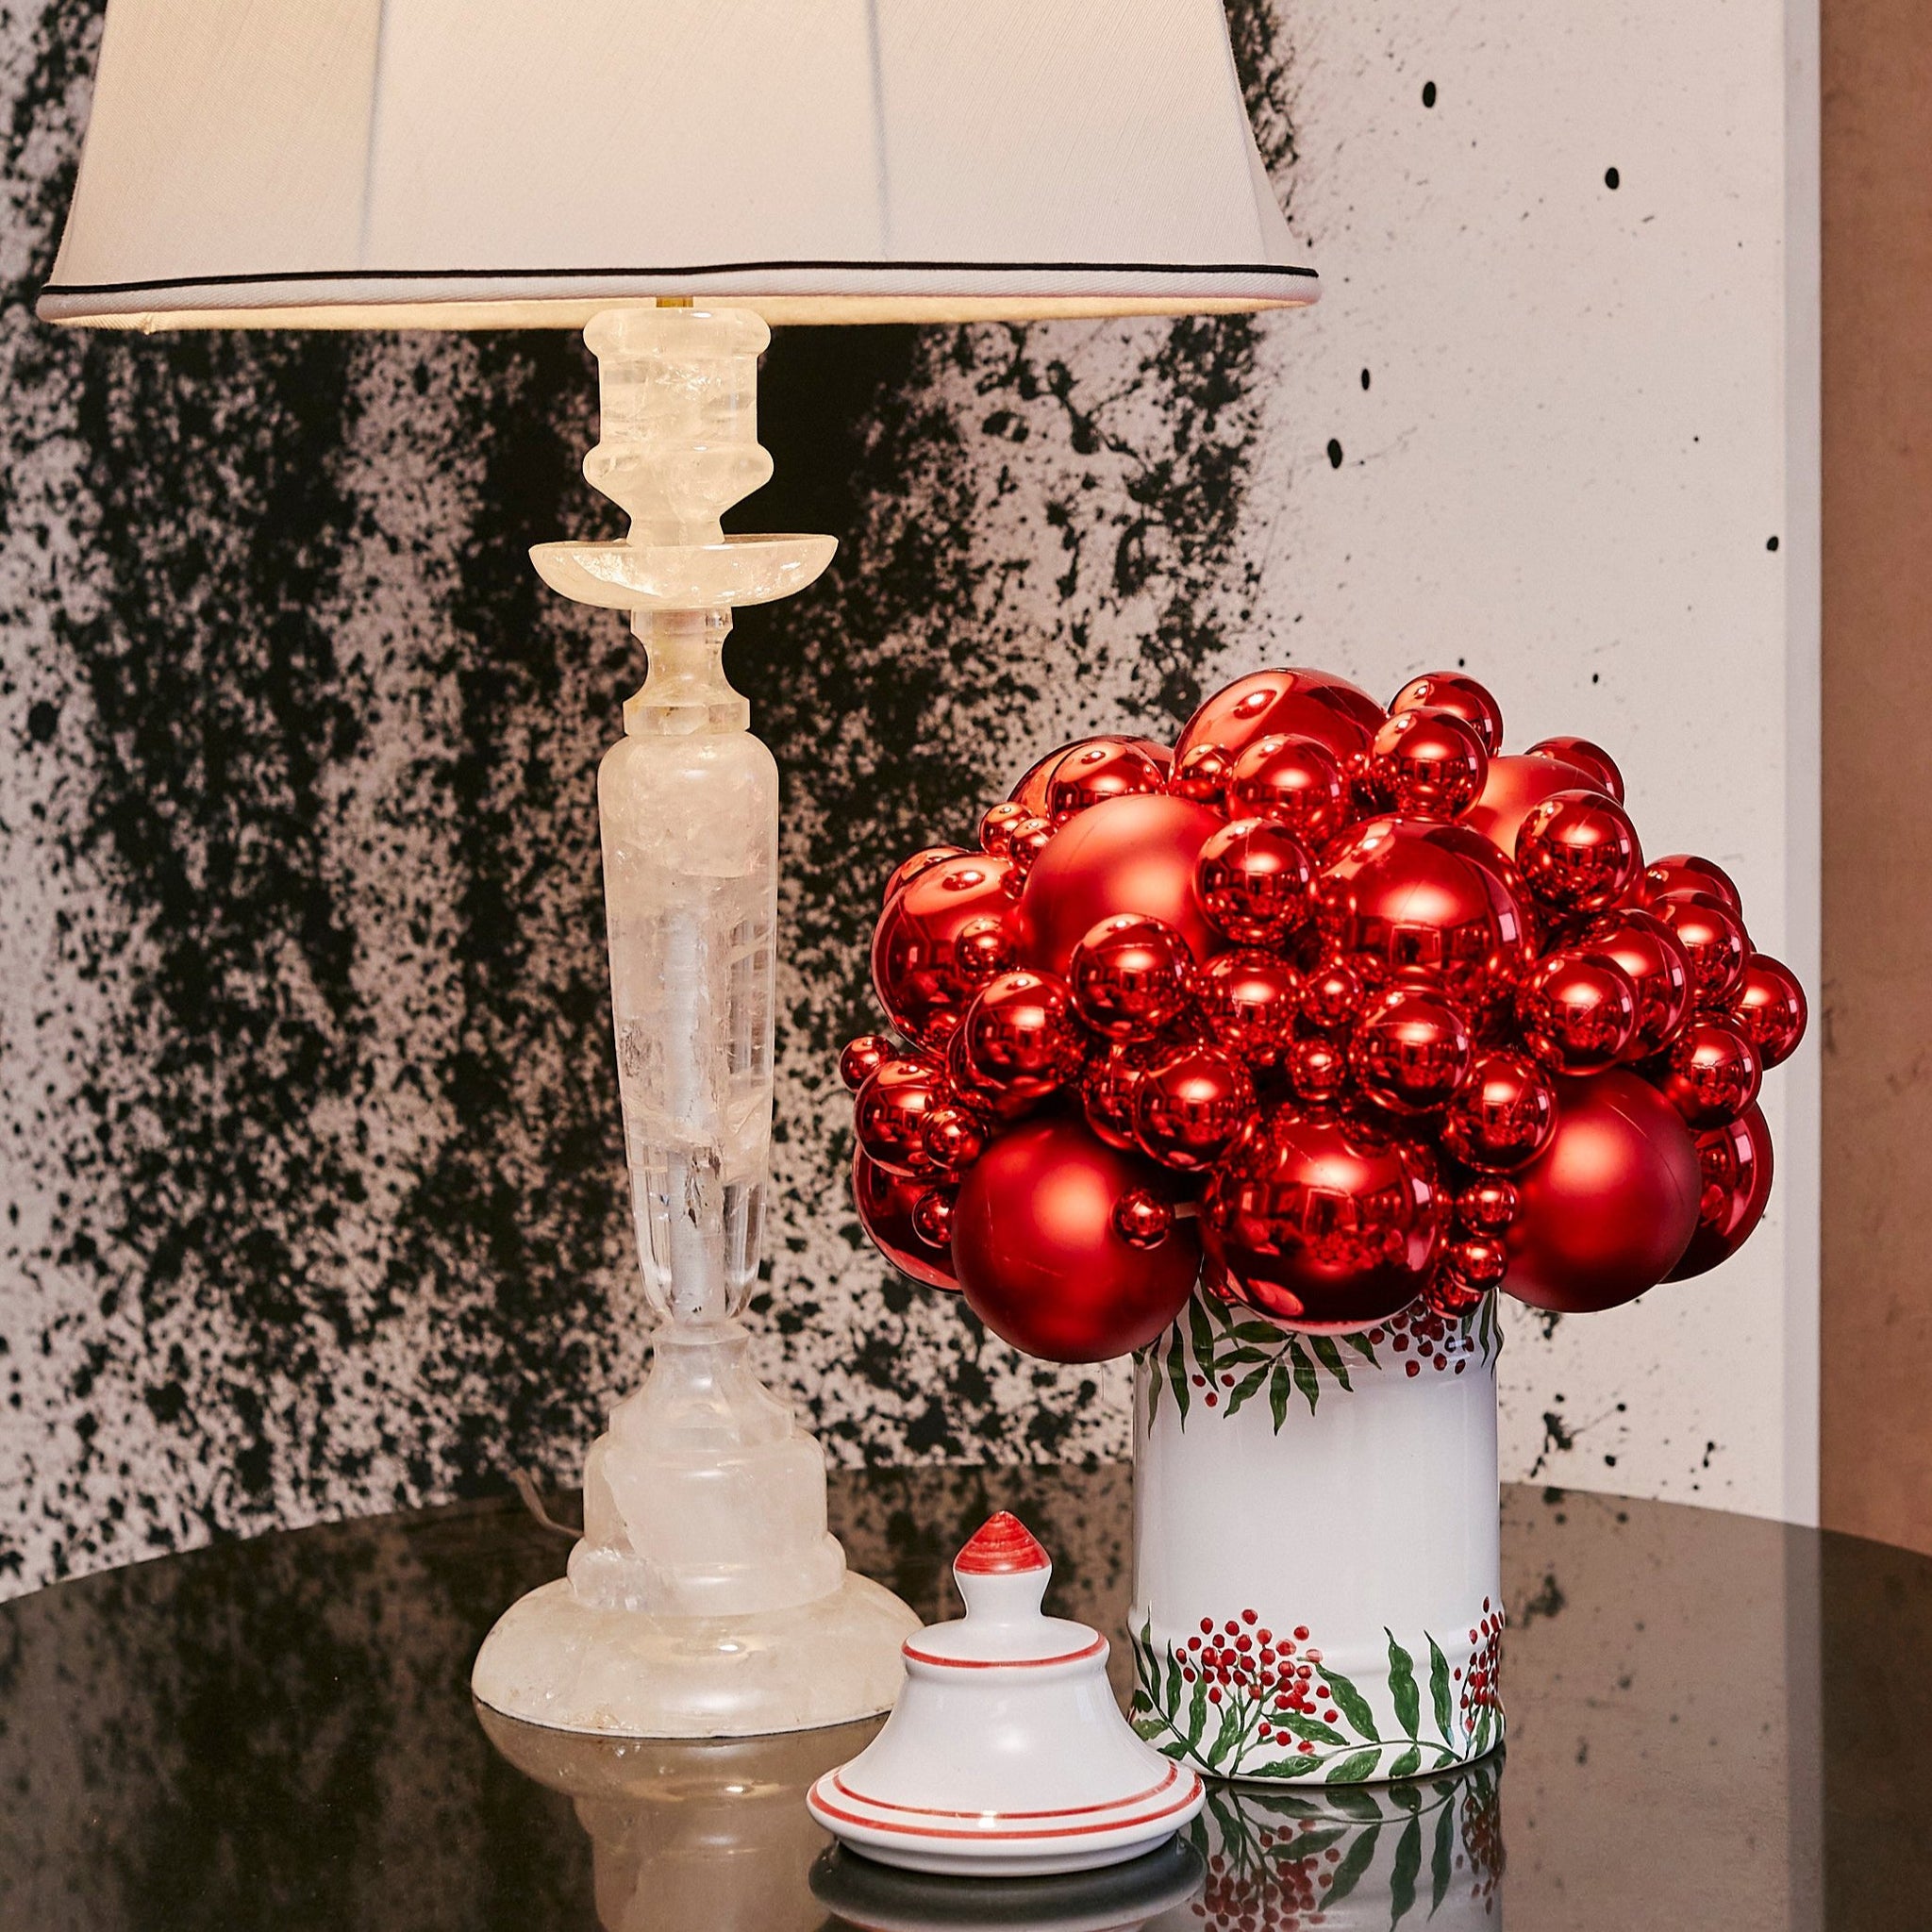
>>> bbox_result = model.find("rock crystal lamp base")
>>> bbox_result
[472,306,918,1737]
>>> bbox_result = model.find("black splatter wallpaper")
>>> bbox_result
[0,4,1302,1592]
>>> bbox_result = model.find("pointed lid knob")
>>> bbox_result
[954,1510,1050,1575]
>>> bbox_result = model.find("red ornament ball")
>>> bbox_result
[1390,672,1506,756]
[952,1116,1200,1361]
[854,1151,959,1293]
[1069,913,1194,1041]
[1017,791,1224,974]
[1224,734,1354,849]
[882,844,970,905]
[1046,738,1167,824]
[1514,790,1642,914]
[1004,814,1056,882]
[1423,1265,1489,1319]
[1287,1035,1353,1109]
[979,801,1030,855]
[945,1024,1037,1124]
[1174,666,1384,769]
[1634,852,1742,913]
[1133,1043,1257,1172]
[1656,1019,1763,1130]
[1515,952,1639,1074]
[1447,1234,1509,1289]
[854,1057,950,1177]
[1007,739,1087,817]
[1729,954,1807,1068]
[1667,1103,1774,1281]
[839,1034,893,1093]
[1300,956,1367,1033]
[1525,735,1624,803]
[1350,986,1475,1115]
[1441,1050,1558,1172]
[1202,1111,1447,1332]
[1080,1039,1163,1150]
[1112,1188,1176,1251]
[1574,908,1693,1058]
[1462,752,1603,857]
[1168,742,1233,808]
[961,968,1083,1101]
[1650,893,1750,1008]
[1456,1177,1521,1235]
[1194,817,1316,945]
[911,1187,957,1248]
[1191,950,1301,1069]
[873,853,1018,1050]
[1502,1071,1702,1312]
[1365,708,1490,821]
[922,1106,988,1174]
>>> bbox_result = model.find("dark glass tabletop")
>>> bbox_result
[0,1467,1922,1929]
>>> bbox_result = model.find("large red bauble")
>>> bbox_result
[961,969,1084,1101]
[1224,734,1354,848]
[854,1150,959,1292]
[1314,816,1532,1009]
[1462,753,1601,858]
[1046,738,1167,824]
[1017,791,1224,974]
[952,1116,1200,1362]
[1133,1043,1257,1172]
[1633,852,1742,913]
[1650,893,1750,1008]
[1202,1110,1447,1332]
[1390,672,1506,756]
[1667,1103,1775,1281]
[1501,1071,1702,1313]
[1191,950,1301,1068]
[1440,1049,1557,1171]
[1656,1019,1762,1130]
[1525,736,1624,803]
[854,1058,950,1176]
[1350,986,1474,1115]
[1365,708,1489,821]
[1729,954,1807,1068]
[1174,667,1384,769]
[1514,790,1642,914]
[1515,951,1639,1074]
[1194,817,1315,945]
[882,844,970,905]
[1069,913,1194,1041]
[1574,908,1693,1059]
[873,853,1018,1051]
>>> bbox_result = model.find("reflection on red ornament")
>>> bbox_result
[1046,738,1167,824]
[1195,817,1315,945]
[1515,952,1639,1074]
[1514,790,1642,914]
[1133,1043,1257,1172]
[1224,734,1355,848]
[1191,949,1301,1069]
[1655,1019,1762,1130]
[1350,986,1475,1115]
[1440,1051,1557,1172]
[1524,735,1624,803]
[1667,1103,1774,1281]
[872,853,1018,1051]
[1729,954,1807,1068]
[1574,908,1692,1059]
[1650,892,1750,1008]
[1175,667,1384,770]
[854,1057,950,1177]
[1365,708,1489,821]
[1389,671,1506,756]
[854,1151,959,1292]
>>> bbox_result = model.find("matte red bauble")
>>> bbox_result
[1634,852,1742,913]
[854,1057,951,1176]
[1502,1071,1702,1312]
[1514,790,1642,914]
[1515,952,1639,1074]
[1365,708,1490,821]
[1168,743,1232,808]
[1191,950,1301,1068]
[1440,1049,1557,1171]
[1202,1111,1447,1331]
[1574,908,1693,1059]
[1017,791,1224,974]
[1133,1043,1257,1172]
[952,1117,1200,1362]
[1729,954,1807,1068]
[839,1033,893,1092]
[961,969,1084,1101]
[1224,734,1354,848]
[1666,1103,1774,1281]
[1462,752,1600,857]
[854,1150,959,1292]
[1314,816,1532,1008]
[1650,893,1750,1008]
[1068,913,1194,1041]
[1656,1020,1762,1130]
[1525,735,1624,803]
[872,852,1018,1050]
[1390,672,1506,756]
[1350,986,1474,1115]
[1046,738,1167,824]
[1080,1039,1163,1149]
[882,844,971,905]
[1194,817,1316,945]
[1174,667,1384,769]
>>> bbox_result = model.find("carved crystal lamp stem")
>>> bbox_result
[471,307,918,1736]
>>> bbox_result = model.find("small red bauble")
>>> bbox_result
[1456,1177,1521,1234]
[872,853,1018,1050]
[1515,952,1639,1074]
[1350,986,1475,1115]
[854,1057,950,1176]
[1650,893,1750,1008]
[911,1187,957,1248]
[1423,1266,1489,1318]
[1046,738,1167,824]
[1634,852,1742,913]
[1112,1188,1177,1250]
[1390,672,1506,756]
[1168,742,1233,808]
[979,800,1030,855]
[1006,739,1085,817]
[922,1106,988,1174]
[1462,752,1602,858]
[1574,908,1693,1059]
[1069,913,1194,1041]
[1365,708,1490,821]
[839,1033,893,1092]
[1502,1071,1702,1312]
[1190,950,1302,1069]
[882,843,970,905]
[1514,790,1642,914]
[1729,954,1807,1068]
[1524,735,1624,803]
[1017,791,1224,974]
[1447,1234,1508,1289]
[1667,1102,1774,1281]
[1194,817,1316,945]
[1224,734,1355,849]
[854,1150,959,1292]
[1080,1039,1163,1150]
[1441,1050,1557,1171]
[1286,1034,1353,1109]
[1174,667,1384,769]
[1132,1043,1257,1172]
[1004,814,1056,883]
[952,1116,1200,1361]
[1202,1110,1447,1331]
[961,968,1083,1101]
[1299,956,1367,1032]
[1656,1020,1762,1130]
[945,1023,1036,1124]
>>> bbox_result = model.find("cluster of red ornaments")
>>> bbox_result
[842,667,1807,1365]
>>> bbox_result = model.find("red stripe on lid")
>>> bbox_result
[954,1510,1050,1574]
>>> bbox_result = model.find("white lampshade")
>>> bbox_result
[38,0,1316,331]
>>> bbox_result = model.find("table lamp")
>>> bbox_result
[41,0,1316,1739]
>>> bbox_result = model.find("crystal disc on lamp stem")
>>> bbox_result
[471,307,918,1737]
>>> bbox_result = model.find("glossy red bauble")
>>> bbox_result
[1650,893,1750,1008]
[911,1188,956,1248]
[1501,1071,1702,1312]
[946,1023,1037,1124]
[1113,1188,1176,1250]
[1132,1043,1257,1172]
[1190,950,1301,1069]
[1350,986,1475,1115]
[1514,791,1642,914]
[1634,853,1742,913]
[854,1057,951,1177]
[1446,1234,1508,1289]
[960,969,1084,1101]
[1224,734,1354,849]
[882,844,971,905]
[839,1034,894,1093]
[1574,909,1693,1059]
[1440,1050,1558,1172]
[922,1106,988,1174]
[1007,740,1087,818]
[873,853,1018,1051]
[1079,1039,1163,1149]
[1655,1020,1762,1130]
[1286,1035,1352,1109]
[1455,1177,1521,1235]
[1299,956,1367,1032]
[979,801,1030,855]
[1046,738,1168,824]
[1174,667,1385,769]
[1194,817,1316,945]
[1365,708,1490,821]
[1525,736,1624,803]
[1462,753,1601,858]
[1004,814,1056,882]
[952,1117,1200,1362]
[1202,1111,1447,1331]
[854,1151,960,1292]
[1068,913,1194,1041]
[1515,952,1639,1074]
[1390,672,1506,756]
[1729,954,1807,1068]
[1017,791,1224,974]
[1422,1265,1490,1319]
[1666,1103,1775,1281]
[1168,743,1233,808]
